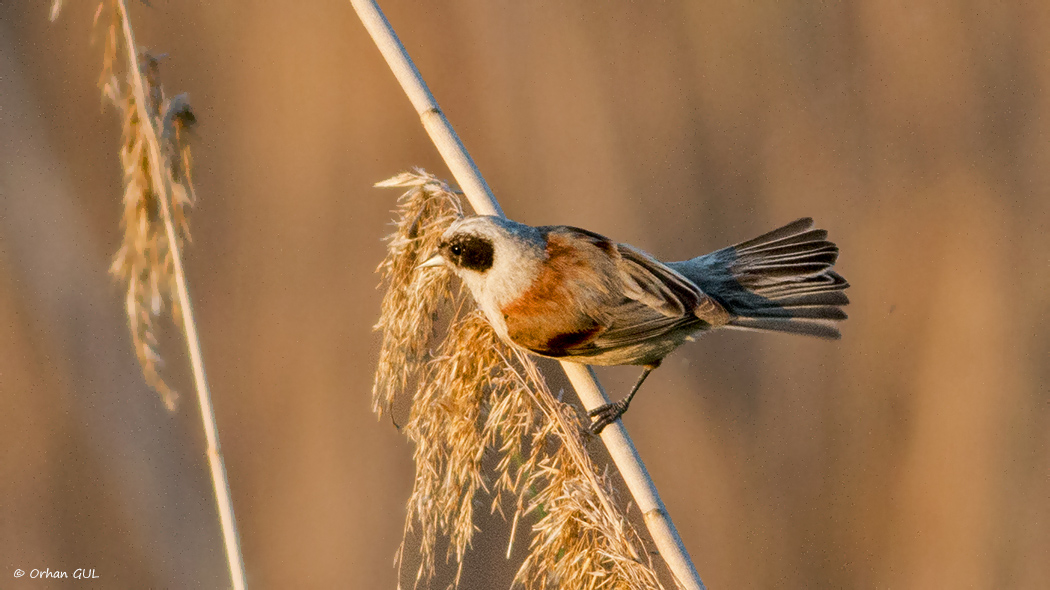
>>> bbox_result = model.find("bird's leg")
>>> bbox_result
[588,364,657,434]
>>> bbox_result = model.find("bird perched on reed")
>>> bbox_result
[420,216,848,433]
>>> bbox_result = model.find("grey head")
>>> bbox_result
[421,216,546,316]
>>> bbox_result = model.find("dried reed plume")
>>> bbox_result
[88,0,197,409]
[374,171,664,590]
[52,2,247,588]
[373,170,464,418]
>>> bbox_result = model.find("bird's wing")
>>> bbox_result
[615,243,703,317]
[546,237,728,361]
[562,296,707,366]
[592,300,699,345]
[537,226,705,321]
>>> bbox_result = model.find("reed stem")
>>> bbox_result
[115,2,247,588]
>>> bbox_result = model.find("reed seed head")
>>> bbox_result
[97,1,197,410]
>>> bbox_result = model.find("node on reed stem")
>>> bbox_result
[374,170,665,590]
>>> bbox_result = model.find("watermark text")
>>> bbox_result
[12,568,99,580]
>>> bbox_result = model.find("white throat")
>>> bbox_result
[443,217,546,339]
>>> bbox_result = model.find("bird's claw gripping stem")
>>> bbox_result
[588,400,630,434]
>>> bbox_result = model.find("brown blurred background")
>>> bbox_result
[2,1,1047,588]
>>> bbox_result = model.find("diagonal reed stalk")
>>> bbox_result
[352,1,706,589]
[56,1,249,587]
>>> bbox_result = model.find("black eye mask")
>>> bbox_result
[443,235,495,272]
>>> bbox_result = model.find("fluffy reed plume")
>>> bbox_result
[53,4,248,588]
[373,170,464,417]
[374,171,664,590]
[89,0,198,409]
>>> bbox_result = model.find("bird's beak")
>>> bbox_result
[417,253,446,269]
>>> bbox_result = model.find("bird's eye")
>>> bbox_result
[450,244,462,255]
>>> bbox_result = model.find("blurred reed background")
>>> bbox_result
[1,1,1047,588]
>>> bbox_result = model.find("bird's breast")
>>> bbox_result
[497,254,611,357]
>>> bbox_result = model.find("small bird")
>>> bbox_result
[419,216,848,433]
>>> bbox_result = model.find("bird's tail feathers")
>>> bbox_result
[671,218,849,339]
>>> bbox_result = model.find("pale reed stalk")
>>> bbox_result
[349,1,706,588]
[113,2,247,588]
